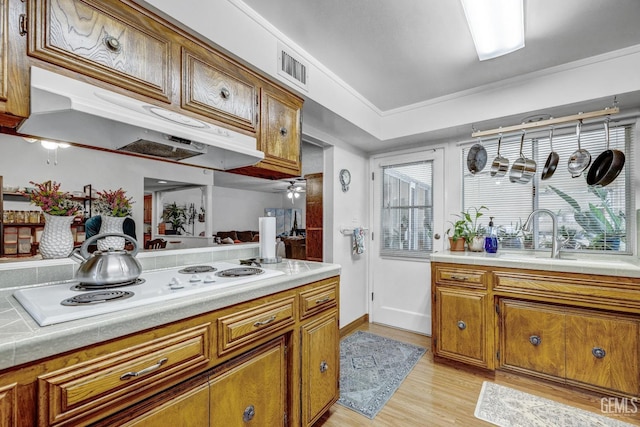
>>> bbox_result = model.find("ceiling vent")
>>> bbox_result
[277,42,308,91]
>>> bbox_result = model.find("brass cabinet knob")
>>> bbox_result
[279,127,288,137]
[592,347,606,359]
[104,35,122,52]
[320,360,328,373]
[220,87,231,100]
[457,320,466,330]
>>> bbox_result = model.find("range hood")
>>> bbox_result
[18,67,265,170]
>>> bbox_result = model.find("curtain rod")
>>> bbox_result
[471,107,619,138]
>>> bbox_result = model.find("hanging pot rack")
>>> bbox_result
[471,107,619,139]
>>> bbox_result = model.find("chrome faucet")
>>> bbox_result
[523,209,560,259]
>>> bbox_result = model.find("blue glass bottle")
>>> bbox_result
[484,217,498,254]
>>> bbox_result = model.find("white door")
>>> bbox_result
[369,149,444,335]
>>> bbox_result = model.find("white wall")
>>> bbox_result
[211,186,283,232]
[325,145,369,328]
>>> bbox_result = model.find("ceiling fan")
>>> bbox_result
[286,180,305,203]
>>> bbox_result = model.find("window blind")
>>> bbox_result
[463,122,633,253]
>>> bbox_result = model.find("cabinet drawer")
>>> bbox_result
[299,281,338,319]
[434,265,487,289]
[38,323,210,426]
[30,0,171,101]
[218,297,295,355]
[181,47,258,132]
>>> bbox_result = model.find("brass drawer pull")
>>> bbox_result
[253,315,276,327]
[529,335,541,346]
[592,347,606,359]
[315,296,331,304]
[120,357,168,380]
[450,275,468,281]
[320,360,329,373]
[104,35,122,53]
[457,320,466,330]
[243,404,255,422]
[220,87,231,100]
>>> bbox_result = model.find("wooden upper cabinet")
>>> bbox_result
[260,86,302,176]
[181,46,258,133]
[28,0,172,102]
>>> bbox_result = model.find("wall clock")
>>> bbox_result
[339,169,351,192]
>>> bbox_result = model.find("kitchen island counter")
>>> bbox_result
[0,258,340,371]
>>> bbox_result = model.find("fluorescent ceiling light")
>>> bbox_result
[461,0,524,61]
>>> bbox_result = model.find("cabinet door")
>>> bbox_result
[29,0,171,101]
[258,87,302,177]
[0,382,17,427]
[301,312,339,427]
[500,300,565,378]
[565,313,639,395]
[210,337,286,427]
[181,47,258,132]
[114,382,209,427]
[435,288,487,366]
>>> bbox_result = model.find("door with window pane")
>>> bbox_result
[371,150,444,334]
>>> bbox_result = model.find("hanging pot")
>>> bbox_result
[467,142,487,175]
[509,133,536,184]
[586,120,626,187]
[490,135,509,177]
[567,120,591,178]
[541,128,559,181]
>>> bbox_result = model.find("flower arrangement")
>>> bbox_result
[24,180,81,216]
[95,188,134,217]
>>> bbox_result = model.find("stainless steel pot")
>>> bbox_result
[509,133,536,184]
[490,135,509,177]
[568,120,591,178]
[70,233,142,285]
[586,120,626,187]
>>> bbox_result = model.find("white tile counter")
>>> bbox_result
[431,250,640,278]
[0,258,341,371]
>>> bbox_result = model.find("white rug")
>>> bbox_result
[474,382,636,427]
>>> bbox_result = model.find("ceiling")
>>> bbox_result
[241,0,640,112]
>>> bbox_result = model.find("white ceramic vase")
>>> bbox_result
[39,213,75,259]
[468,235,485,252]
[97,215,126,251]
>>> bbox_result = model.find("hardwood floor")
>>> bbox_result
[314,323,640,426]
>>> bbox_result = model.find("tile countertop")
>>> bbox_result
[0,259,341,371]
[430,251,640,278]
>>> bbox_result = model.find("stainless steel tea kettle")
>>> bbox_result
[70,233,142,286]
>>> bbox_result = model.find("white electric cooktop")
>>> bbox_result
[14,261,284,326]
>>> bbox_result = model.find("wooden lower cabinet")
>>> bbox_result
[210,337,287,427]
[500,300,565,379]
[434,287,488,368]
[500,299,640,395]
[0,276,340,426]
[432,262,640,398]
[301,312,339,426]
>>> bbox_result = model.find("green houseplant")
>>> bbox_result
[447,206,488,251]
[548,185,625,250]
[163,202,187,235]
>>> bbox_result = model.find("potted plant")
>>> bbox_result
[548,185,625,251]
[447,206,488,251]
[25,180,82,259]
[163,202,187,235]
[94,188,134,251]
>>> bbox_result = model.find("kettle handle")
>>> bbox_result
[80,233,139,259]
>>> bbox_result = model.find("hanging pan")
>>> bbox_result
[586,119,626,187]
[490,135,509,177]
[541,128,559,181]
[467,141,487,175]
[509,132,537,184]
[567,120,591,178]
